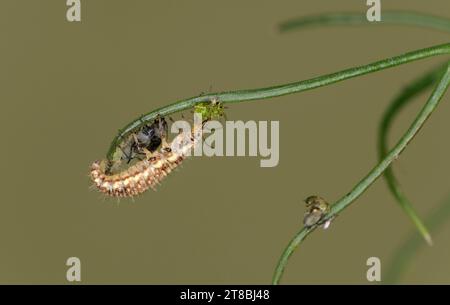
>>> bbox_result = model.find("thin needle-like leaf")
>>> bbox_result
[378,64,447,246]
[279,11,450,33]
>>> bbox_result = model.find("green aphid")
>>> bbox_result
[194,97,225,122]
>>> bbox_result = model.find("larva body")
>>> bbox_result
[90,98,222,198]
[90,128,198,197]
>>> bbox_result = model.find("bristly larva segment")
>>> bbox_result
[90,151,182,197]
[90,98,223,198]
[90,118,202,197]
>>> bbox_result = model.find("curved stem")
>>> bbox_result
[272,62,450,285]
[106,43,450,161]
[378,64,447,245]
[279,11,450,33]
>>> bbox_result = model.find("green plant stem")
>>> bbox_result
[106,43,450,162]
[279,11,450,33]
[378,64,447,246]
[272,62,450,285]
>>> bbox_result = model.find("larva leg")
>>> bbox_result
[132,133,140,145]
[118,144,134,164]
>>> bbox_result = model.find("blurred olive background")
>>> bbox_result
[0,0,449,284]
